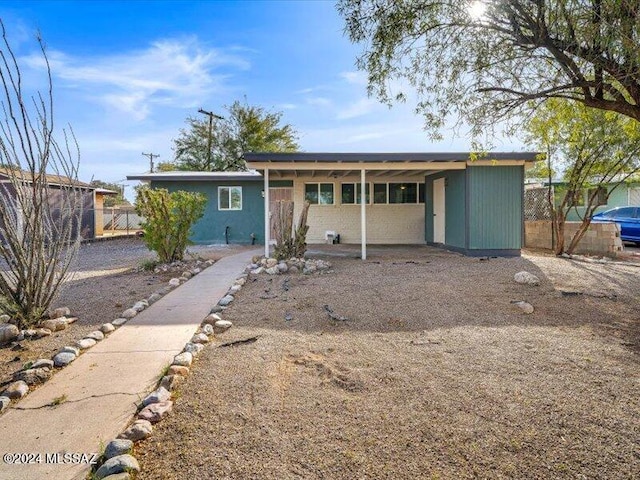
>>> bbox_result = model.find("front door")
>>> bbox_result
[433,178,445,243]
[269,187,293,238]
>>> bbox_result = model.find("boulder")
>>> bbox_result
[202,313,222,326]
[2,380,28,399]
[214,319,233,334]
[202,323,214,336]
[183,343,204,355]
[100,323,116,334]
[266,258,278,268]
[13,367,51,385]
[147,293,162,304]
[229,285,241,294]
[65,317,79,325]
[288,266,299,274]
[190,333,209,344]
[0,396,10,412]
[167,365,189,376]
[250,267,264,275]
[53,351,76,367]
[234,277,246,286]
[265,266,279,275]
[121,309,137,319]
[218,295,234,306]
[112,318,128,327]
[51,307,71,319]
[31,328,52,339]
[182,271,193,279]
[513,301,535,314]
[101,472,130,480]
[117,419,153,442]
[31,359,54,370]
[137,400,173,423]
[39,318,68,332]
[173,352,193,367]
[103,439,133,460]
[277,262,288,273]
[132,301,146,312]
[0,324,20,343]
[94,454,140,479]
[141,386,171,407]
[76,338,97,350]
[160,375,184,391]
[514,271,540,286]
[191,267,201,275]
[0,314,10,323]
[209,305,223,314]
[168,278,181,287]
[60,346,80,356]
[86,330,105,341]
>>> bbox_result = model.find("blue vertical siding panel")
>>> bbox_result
[150,180,265,245]
[468,166,523,249]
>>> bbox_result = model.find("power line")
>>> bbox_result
[141,152,160,173]
[198,108,224,170]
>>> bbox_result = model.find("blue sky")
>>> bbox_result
[1,0,522,196]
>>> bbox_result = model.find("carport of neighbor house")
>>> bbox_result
[244,152,537,259]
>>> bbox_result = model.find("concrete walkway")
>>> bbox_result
[0,248,258,480]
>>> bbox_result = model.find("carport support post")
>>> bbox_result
[361,168,367,260]
[264,168,270,258]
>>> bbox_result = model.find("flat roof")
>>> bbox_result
[126,171,263,182]
[244,152,539,163]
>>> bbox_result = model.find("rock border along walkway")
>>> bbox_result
[0,248,259,480]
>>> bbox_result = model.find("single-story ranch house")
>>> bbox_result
[128,152,537,258]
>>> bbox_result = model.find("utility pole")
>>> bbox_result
[198,108,224,170]
[142,152,160,173]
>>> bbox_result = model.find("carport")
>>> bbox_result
[244,152,537,259]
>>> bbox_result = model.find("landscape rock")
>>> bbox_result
[142,386,171,407]
[137,400,173,423]
[251,255,262,264]
[265,266,279,275]
[117,420,153,442]
[513,301,535,314]
[250,267,264,275]
[218,295,234,306]
[514,271,540,286]
[51,307,71,319]
[168,278,181,287]
[173,351,193,367]
[167,365,189,376]
[209,305,223,314]
[94,454,140,479]
[229,285,241,294]
[234,277,246,286]
[183,342,204,355]
[76,338,97,350]
[86,330,105,341]
[39,318,67,332]
[65,317,79,325]
[266,258,278,268]
[202,323,214,336]
[103,439,133,460]
[53,351,77,367]
[0,314,10,323]
[191,267,201,275]
[191,333,209,344]
[25,328,52,339]
[13,367,51,385]
[31,359,54,370]
[288,265,299,274]
[202,313,222,325]
[214,319,233,334]
[0,396,10,412]
[2,380,28,399]
[101,472,131,480]
[277,262,288,273]
[132,301,146,312]
[100,323,116,334]
[160,375,184,391]
[182,271,193,279]
[147,293,162,304]
[121,309,137,319]
[60,345,80,356]
[112,318,128,327]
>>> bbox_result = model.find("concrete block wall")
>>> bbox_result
[525,220,623,255]
[290,176,425,244]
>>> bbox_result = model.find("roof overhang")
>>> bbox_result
[126,171,263,182]
[244,152,539,178]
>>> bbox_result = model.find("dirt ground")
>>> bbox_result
[0,239,252,385]
[134,245,640,480]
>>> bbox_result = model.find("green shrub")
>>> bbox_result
[135,187,206,263]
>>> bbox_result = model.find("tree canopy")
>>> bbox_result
[170,100,300,171]
[338,0,640,138]
[524,98,640,254]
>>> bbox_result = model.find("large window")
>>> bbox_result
[218,186,242,211]
[341,183,370,204]
[305,183,334,205]
[587,186,607,206]
[373,183,425,204]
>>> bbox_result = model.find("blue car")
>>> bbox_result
[591,206,640,244]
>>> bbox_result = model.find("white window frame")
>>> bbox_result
[340,182,371,205]
[218,186,243,211]
[304,182,335,205]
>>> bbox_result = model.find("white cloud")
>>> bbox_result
[340,71,367,86]
[22,37,249,120]
[336,97,381,120]
[306,96,332,107]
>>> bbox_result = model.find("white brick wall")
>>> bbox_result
[290,176,425,244]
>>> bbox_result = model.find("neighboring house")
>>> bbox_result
[526,177,640,221]
[0,169,117,239]
[128,151,537,258]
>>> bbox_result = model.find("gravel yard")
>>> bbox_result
[133,245,640,479]
[0,238,252,384]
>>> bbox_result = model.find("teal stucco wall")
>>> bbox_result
[467,166,523,250]
[424,170,466,248]
[564,183,634,221]
[150,180,265,245]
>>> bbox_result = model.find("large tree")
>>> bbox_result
[338,1,640,138]
[170,100,299,171]
[525,98,640,255]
